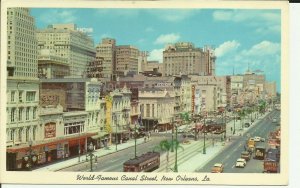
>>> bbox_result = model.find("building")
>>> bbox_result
[86,57,104,79]
[116,45,139,76]
[265,81,277,98]
[163,42,216,76]
[36,23,96,77]
[139,88,175,132]
[95,38,116,80]
[38,49,70,79]
[6,8,41,171]
[138,51,148,73]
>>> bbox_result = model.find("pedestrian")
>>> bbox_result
[244,145,247,151]
[144,136,147,143]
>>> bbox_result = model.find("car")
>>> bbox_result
[177,128,186,133]
[272,118,277,123]
[245,122,250,128]
[235,158,246,168]
[260,137,266,142]
[241,151,251,161]
[211,163,224,173]
[254,136,261,142]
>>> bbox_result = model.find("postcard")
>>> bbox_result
[0,0,289,185]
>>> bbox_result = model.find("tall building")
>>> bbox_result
[163,42,216,76]
[7,8,38,79]
[116,45,139,76]
[6,8,40,171]
[95,38,116,80]
[138,51,148,73]
[36,23,95,77]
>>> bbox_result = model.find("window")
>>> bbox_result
[11,108,16,122]
[26,107,30,120]
[11,91,15,102]
[33,107,36,119]
[18,108,23,121]
[19,91,23,102]
[26,91,36,102]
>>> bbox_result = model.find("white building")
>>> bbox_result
[6,8,39,148]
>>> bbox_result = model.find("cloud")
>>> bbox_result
[154,33,180,45]
[39,9,77,24]
[241,41,280,57]
[216,40,280,79]
[215,40,240,57]
[148,48,164,63]
[212,10,280,35]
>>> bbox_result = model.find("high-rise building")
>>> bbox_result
[163,42,216,76]
[116,45,139,76]
[6,8,40,150]
[36,23,96,77]
[95,38,116,80]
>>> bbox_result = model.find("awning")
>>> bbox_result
[91,132,109,139]
[6,132,97,153]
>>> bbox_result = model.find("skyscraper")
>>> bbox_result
[36,23,96,77]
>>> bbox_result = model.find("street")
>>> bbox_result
[197,110,280,173]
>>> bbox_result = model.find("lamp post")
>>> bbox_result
[113,113,118,152]
[134,123,137,158]
[174,121,178,172]
[203,115,206,154]
[233,111,236,135]
[78,127,81,163]
[171,125,174,152]
[24,140,35,171]
[88,142,94,172]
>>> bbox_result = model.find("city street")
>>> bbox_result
[197,110,280,173]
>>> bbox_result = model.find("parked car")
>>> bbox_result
[241,151,251,161]
[211,163,224,173]
[260,137,266,142]
[245,122,250,128]
[272,118,277,123]
[235,158,246,168]
[254,136,261,142]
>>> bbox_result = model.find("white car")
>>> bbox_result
[272,118,277,123]
[254,136,261,142]
[235,158,246,168]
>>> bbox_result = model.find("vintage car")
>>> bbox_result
[235,158,246,168]
[211,163,224,173]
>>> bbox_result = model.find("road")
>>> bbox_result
[197,110,281,173]
[59,134,172,172]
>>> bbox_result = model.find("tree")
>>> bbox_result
[154,139,184,172]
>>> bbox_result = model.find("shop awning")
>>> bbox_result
[91,132,109,139]
[6,132,97,153]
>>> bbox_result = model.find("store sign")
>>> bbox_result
[45,122,56,138]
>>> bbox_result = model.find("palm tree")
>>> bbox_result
[154,139,184,172]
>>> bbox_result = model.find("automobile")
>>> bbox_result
[235,158,247,168]
[177,128,186,133]
[241,151,251,161]
[272,118,277,123]
[211,163,224,173]
[254,136,261,142]
[260,137,266,142]
[245,122,250,128]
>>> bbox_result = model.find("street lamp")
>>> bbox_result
[171,124,174,153]
[203,115,206,154]
[113,113,118,152]
[87,142,95,172]
[24,140,35,171]
[173,121,178,172]
[134,123,137,158]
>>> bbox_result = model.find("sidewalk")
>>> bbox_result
[33,137,146,171]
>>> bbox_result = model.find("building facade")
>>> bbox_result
[95,38,116,80]
[36,23,96,77]
[163,42,216,76]
[116,45,139,76]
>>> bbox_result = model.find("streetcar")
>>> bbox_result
[123,152,160,172]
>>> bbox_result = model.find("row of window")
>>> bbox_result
[7,126,36,142]
[10,91,36,103]
[9,107,37,123]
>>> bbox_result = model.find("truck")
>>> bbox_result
[253,146,266,160]
[247,138,256,153]
[263,148,280,173]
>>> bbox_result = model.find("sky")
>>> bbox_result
[30,8,281,92]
